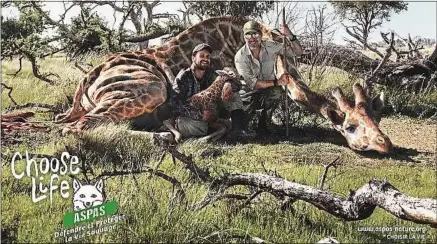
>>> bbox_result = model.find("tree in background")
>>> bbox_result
[330,1,408,58]
[1,1,65,85]
[183,0,275,20]
[84,0,187,49]
[299,4,338,84]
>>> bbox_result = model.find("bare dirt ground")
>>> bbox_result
[380,116,436,164]
[381,117,435,153]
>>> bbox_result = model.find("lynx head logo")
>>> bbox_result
[73,178,105,211]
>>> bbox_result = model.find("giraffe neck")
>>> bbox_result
[146,16,249,76]
[189,77,227,106]
[275,55,339,120]
[286,79,338,120]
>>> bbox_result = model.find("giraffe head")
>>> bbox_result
[274,54,392,154]
[216,67,241,102]
[326,83,393,154]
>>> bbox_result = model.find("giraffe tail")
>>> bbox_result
[55,77,89,124]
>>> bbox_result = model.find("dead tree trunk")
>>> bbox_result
[164,145,437,228]
[299,44,437,92]
[200,173,437,227]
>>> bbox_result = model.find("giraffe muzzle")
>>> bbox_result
[373,135,393,154]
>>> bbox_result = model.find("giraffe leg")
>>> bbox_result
[61,100,128,134]
[217,118,232,134]
[128,130,175,143]
[55,77,91,123]
[62,112,113,135]
[197,122,227,142]
[56,107,88,124]
[163,119,182,143]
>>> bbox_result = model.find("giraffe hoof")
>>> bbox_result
[197,137,210,143]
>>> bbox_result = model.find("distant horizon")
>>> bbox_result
[2,1,436,47]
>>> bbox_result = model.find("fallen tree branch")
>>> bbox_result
[97,166,185,202]
[198,173,437,227]
[299,44,435,91]
[365,32,394,92]
[162,146,437,227]
[166,146,213,182]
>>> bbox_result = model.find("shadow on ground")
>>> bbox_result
[218,124,429,163]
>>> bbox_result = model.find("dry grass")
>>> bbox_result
[1,55,436,243]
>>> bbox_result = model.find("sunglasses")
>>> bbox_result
[244,32,260,39]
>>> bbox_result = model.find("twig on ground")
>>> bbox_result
[318,156,341,190]
[97,166,186,202]
[1,83,17,106]
[166,146,213,182]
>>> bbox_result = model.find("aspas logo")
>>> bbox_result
[73,178,105,211]
[64,178,117,227]
[56,178,125,242]
[9,151,125,241]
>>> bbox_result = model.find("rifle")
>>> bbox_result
[282,7,289,137]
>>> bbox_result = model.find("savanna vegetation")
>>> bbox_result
[2,1,436,243]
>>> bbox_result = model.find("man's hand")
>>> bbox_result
[221,82,232,102]
[280,24,294,37]
[202,110,217,123]
[277,73,291,86]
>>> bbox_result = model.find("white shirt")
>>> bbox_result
[234,40,296,92]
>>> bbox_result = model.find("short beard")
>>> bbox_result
[195,62,209,70]
[247,40,260,50]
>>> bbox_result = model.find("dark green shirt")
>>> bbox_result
[169,67,219,118]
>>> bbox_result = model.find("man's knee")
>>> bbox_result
[175,116,208,138]
[222,92,244,112]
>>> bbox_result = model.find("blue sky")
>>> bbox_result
[2,1,436,45]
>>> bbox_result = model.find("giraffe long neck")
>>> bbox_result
[275,55,338,120]
[189,77,227,108]
[148,17,249,76]
[286,80,338,120]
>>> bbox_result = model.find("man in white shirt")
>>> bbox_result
[235,20,303,135]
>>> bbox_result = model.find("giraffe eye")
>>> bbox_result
[80,194,85,198]
[345,125,356,133]
[91,194,97,198]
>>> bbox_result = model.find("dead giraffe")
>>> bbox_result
[55,16,249,135]
[55,16,393,153]
[164,68,240,143]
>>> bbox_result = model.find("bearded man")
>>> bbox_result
[168,43,248,140]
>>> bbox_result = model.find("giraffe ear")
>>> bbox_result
[326,107,344,129]
[371,92,385,112]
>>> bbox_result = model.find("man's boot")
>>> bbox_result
[226,109,252,141]
[256,109,270,136]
